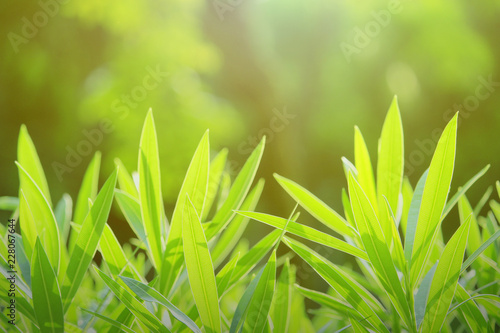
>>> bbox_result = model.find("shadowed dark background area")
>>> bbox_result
[1,0,500,305]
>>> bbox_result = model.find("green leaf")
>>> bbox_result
[283,237,388,333]
[441,165,490,221]
[203,148,228,221]
[94,267,170,333]
[270,259,293,333]
[18,125,52,205]
[461,228,500,273]
[404,169,428,264]
[474,185,493,217]
[229,268,264,333]
[348,173,412,326]
[349,314,370,333]
[73,152,101,226]
[341,156,358,181]
[410,114,458,286]
[17,162,60,272]
[458,195,482,254]
[206,137,265,240]
[382,196,405,271]
[54,194,72,243]
[415,263,437,329]
[354,126,377,213]
[61,169,117,312]
[182,196,221,333]
[274,174,355,237]
[236,211,367,260]
[341,188,356,228]
[0,197,19,211]
[99,224,139,279]
[115,190,148,247]
[224,230,281,295]
[212,179,265,267]
[451,284,488,333]
[420,216,471,333]
[376,96,404,242]
[161,130,210,294]
[243,250,276,333]
[138,110,165,269]
[81,309,136,333]
[295,284,361,319]
[216,253,240,298]
[400,177,413,234]
[114,157,139,198]
[32,239,64,333]
[119,276,201,333]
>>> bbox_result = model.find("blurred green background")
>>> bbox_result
[1,0,499,290]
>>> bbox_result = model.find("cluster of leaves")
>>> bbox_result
[1,99,500,332]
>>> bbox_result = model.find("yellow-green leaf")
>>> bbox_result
[182,196,221,333]
[410,114,458,286]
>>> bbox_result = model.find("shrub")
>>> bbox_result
[1,99,499,332]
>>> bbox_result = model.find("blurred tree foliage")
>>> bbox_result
[1,0,500,243]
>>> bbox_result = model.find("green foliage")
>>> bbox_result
[1,102,499,332]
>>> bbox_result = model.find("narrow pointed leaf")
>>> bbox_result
[400,177,413,234]
[99,224,139,279]
[206,137,265,240]
[244,250,276,333]
[225,229,281,293]
[54,194,72,243]
[411,114,458,286]
[461,228,500,273]
[420,217,471,333]
[404,169,428,264]
[236,211,367,260]
[115,190,147,247]
[138,110,165,269]
[283,237,388,333]
[182,196,221,333]
[203,148,228,221]
[296,285,361,319]
[451,284,488,333]
[18,125,51,205]
[81,309,136,333]
[73,152,101,226]
[17,162,60,272]
[230,269,264,333]
[354,126,377,212]
[377,96,404,242]
[474,185,493,217]
[274,174,354,237]
[32,239,64,333]
[94,267,170,333]
[216,253,240,298]
[161,130,209,294]
[212,179,265,267]
[271,259,293,333]
[120,276,201,333]
[348,173,411,325]
[458,195,482,254]
[61,169,117,312]
[415,263,437,329]
[441,165,490,221]
[115,158,139,198]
